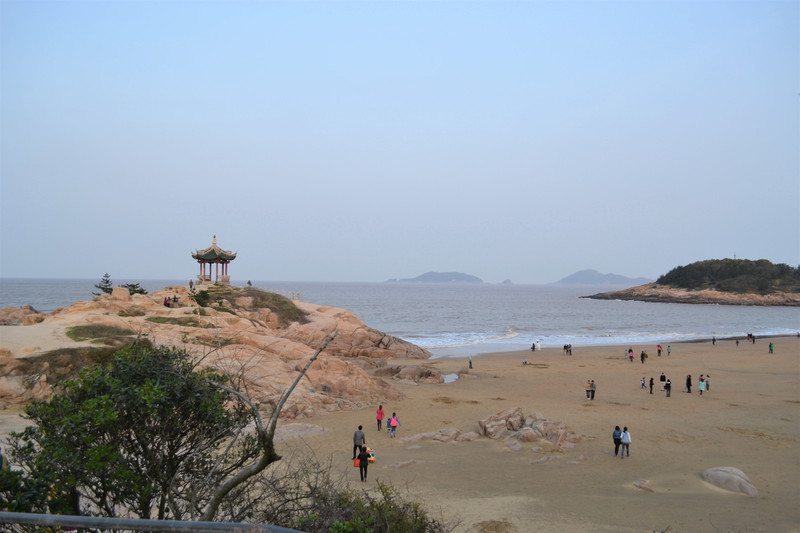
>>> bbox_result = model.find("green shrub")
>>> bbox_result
[193,290,211,307]
[66,325,136,343]
[145,316,203,327]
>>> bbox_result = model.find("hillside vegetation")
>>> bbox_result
[657,259,800,294]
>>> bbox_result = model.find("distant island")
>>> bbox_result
[553,269,653,287]
[387,272,483,283]
[584,259,800,306]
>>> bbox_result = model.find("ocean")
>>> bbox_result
[1,278,798,358]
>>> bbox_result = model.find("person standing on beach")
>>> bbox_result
[376,405,384,431]
[657,344,662,356]
[769,342,774,354]
[667,345,671,356]
[699,375,705,396]
[686,374,692,393]
[357,445,370,482]
[537,340,541,352]
[712,336,716,346]
[665,379,672,397]
[613,426,622,457]
[641,377,646,389]
[628,348,634,363]
[659,372,666,391]
[649,377,654,394]
[353,425,366,459]
[586,380,592,400]
[640,351,646,364]
[705,374,710,391]
[590,380,596,400]
[531,342,536,352]
[620,427,631,458]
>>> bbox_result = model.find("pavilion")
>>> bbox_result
[192,236,237,285]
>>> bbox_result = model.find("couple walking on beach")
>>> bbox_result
[613,426,631,458]
[585,380,596,400]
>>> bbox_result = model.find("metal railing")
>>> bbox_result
[0,512,302,533]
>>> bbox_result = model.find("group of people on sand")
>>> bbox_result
[612,426,632,458]
[351,406,402,482]
[375,404,401,437]
[684,373,710,395]
[628,345,671,363]
[562,344,573,355]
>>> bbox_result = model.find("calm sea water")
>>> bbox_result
[1,278,798,357]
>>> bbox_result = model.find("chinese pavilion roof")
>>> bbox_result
[192,236,237,261]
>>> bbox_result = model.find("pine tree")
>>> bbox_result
[120,283,148,295]
[92,273,114,296]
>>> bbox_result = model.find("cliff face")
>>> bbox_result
[0,286,433,418]
[584,283,800,306]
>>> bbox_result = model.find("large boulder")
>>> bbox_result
[701,467,759,497]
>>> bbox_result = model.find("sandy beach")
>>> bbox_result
[1,336,798,532]
[283,337,799,533]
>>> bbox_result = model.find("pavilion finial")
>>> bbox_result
[212,235,217,246]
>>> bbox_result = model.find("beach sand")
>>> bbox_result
[285,337,800,532]
[1,337,797,532]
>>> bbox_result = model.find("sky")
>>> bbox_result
[1,0,798,284]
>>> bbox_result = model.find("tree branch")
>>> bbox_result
[199,332,337,522]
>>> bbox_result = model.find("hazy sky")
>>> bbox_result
[1,1,797,284]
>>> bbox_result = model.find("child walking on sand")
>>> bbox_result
[389,412,401,438]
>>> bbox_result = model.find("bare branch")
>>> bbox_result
[199,332,337,522]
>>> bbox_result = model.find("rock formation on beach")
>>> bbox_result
[398,407,580,450]
[586,259,800,306]
[584,283,800,306]
[477,407,581,449]
[0,285,433,418]
[701,466,759,497]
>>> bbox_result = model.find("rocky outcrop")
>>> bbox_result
[402,428,480,444]
[478,407,580,449]
[0,286,431,417]
[374,365,444,384]
[584,283,800,306]
[400,408,580,450]
[701,467,759,497]
[0,305,46,326]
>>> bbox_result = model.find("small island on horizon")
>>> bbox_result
[386,272,483,283]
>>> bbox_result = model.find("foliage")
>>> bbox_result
[145,316,204,327]
[174,448,454,533]
[236,287,308,325]
[656,259,800,294]
[92,273,114,296]
[316,483,452,533]
[191,286,308,326]
[65,324,136,343]
[120,282,148,295]
[4,344,256,520]
[193,289,211,307]
[92,274,148,296]
[2,335,337,525]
